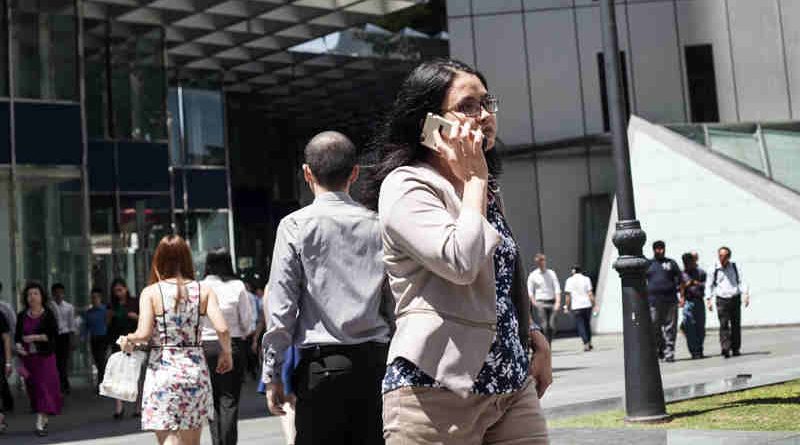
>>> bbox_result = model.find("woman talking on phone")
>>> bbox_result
[363,59,552,444]
[119,235,233,445]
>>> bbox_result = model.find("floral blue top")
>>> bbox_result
[382,180,529,395]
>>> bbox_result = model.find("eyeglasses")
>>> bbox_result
[444,94,499,118]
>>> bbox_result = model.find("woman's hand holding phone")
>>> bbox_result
[431,118,488,183]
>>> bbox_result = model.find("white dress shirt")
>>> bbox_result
[200,276,255,340]
[52,300,78,335]
[707,261,749,300]
[565,273,593,310]
[527,268,561,302]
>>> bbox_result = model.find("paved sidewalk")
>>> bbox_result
[0,326,796,444]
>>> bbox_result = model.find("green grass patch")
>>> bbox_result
[550,379,800,431]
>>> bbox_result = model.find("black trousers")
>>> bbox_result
[90,335,109,386]
[55,333,71,392]
[716,296,742,353]
[204,338,246,445]
[574,308,593,345]
[649,298,678,360]
[294,342,388,445]
[0,354,11,412]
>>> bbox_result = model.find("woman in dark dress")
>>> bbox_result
[107,278,140,418]
[15,282,62,437]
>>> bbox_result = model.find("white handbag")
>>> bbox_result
[99,350,147,402]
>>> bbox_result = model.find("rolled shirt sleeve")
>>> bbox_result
[261,218,303,385]
[384,182,501,286]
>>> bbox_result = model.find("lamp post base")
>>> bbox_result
[624,413,672,424]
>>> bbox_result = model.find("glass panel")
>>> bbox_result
[186,169,228,209]
[0,168,12,309]
[182,89,225,165]
[15,102,82,165]
[179,212,230,276]
[15,170,88,308]
[0,102,9,164]
[118,194,171,292]
[13,1,77,101]
[0,0,8,97]
[666,124,706,146]
[762,129,800,193]
[581,194,612,284]
[167,88,182,164]
[85,36,107,139]
[707,128,765,174]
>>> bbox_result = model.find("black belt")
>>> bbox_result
[299,341,387,361]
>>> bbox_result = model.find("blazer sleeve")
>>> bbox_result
[383,180,501,286]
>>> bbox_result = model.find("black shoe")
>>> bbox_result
[35,423,48,437]
[722,350,731,359]
[133,411,141,418]
[113,408,125,420]
[732,350,741,357]
[665,357,675,363]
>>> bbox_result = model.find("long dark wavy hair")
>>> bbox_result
[360,58,501,211]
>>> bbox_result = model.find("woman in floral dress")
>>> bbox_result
[119,235,232,445]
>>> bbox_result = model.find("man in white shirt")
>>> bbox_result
[51,283,78,394]
[527,253,561,343]
[564,265,596,352]
[706,246,750,358]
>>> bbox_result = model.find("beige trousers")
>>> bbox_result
[383,380,549,445]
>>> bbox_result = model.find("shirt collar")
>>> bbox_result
[314,191,353,204]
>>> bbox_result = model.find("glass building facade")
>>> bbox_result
[0,2,233,328]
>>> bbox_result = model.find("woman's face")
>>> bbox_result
[112,284,127,299]
[441,72,497,151]
[27,288,43,309]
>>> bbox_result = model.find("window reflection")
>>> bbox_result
[182,89,225,165]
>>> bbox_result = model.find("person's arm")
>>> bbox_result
[384,182,500,286]
[678,273,688,307]
[205,288,233,373]
[262,220,302,387]
[527,272,536,302]
[706,269,716,311]
[553,271,562,310]
[528,329,552,398]
[738,265,750,307]
[238,284,255,337]
[121,291,155,346]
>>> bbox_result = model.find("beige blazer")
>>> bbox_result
[379,162,514,397]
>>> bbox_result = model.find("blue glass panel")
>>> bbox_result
[0,102,9,164]
[117,142,169,192]
[187,169,227,209]
[15,102,81,165]
[88,140,114,192]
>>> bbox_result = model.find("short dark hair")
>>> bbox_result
[22,281,49,310]
[719,246,732,257]
[304,131,357,189]
[90,287,104,296]
[51,283,65,293]
[681,252,694,268]
[653,240,666,250]
[572,264,583,273]
[205,248,236,281]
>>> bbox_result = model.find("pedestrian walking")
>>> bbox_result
[679,252,707,359]
[107,278,140,418]
[262,131,392,445]
[0,304,11,433]
[85,288,111,390]
[50,283,77,395]
[201,248,254,445]
[564,265,596,352]
[119,234,232,445]
[365,59,551,444]
[527,253,562,343]
[706,247,750,358]
[15,282,62,436]
[246,280,264,381]
[646,240,682,363]
[0,282,15,413]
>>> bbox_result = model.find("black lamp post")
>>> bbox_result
[599,0,669,422]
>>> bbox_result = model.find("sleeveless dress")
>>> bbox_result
[141,281,214,431]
